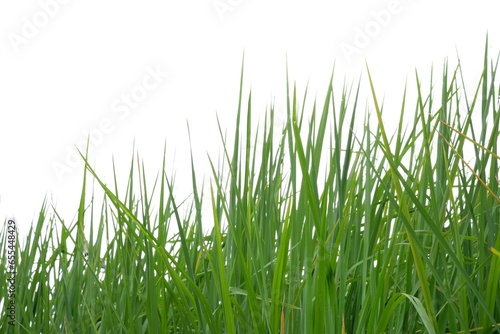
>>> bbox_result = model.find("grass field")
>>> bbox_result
[2,43,500,333]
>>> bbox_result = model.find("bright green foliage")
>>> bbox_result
[2,41,500,333]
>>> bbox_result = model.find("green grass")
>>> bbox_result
[2,41,500,333]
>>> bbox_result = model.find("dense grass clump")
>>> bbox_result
[2,47,500,333]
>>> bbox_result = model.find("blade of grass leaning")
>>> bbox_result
[365,63,439,334]
[366,61,498,328]
[77,150,214,332]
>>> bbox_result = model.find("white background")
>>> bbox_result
[1,0,499,241]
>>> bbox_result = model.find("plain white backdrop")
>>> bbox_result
[1,0,500,241]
